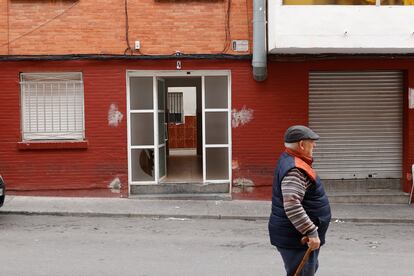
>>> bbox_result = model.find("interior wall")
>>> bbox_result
[164,77,202,155]
[168,87,196,116]
[167,86,197,149]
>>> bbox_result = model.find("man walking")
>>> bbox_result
[268,125,331,276]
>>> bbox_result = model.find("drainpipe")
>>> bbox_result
[252,0,267,82]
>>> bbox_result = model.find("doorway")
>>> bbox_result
[164,79,201,183]
[127,71,231,195]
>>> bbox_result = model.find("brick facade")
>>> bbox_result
[1,0,252,55]
[1,58,414,199]
[1,1,413,201]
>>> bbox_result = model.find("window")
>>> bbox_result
[20,72,84,141]
[168,92,184,124]
[284,0,413,5]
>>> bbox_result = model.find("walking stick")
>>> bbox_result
[294,237,312,276]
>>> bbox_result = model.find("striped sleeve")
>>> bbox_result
[281,168,318,237]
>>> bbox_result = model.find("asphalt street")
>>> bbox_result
[0,214,413,276]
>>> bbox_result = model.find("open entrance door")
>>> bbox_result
[128,77,155,184]
[128,71,231,196]
[156,78,167,182]
[127,76,167,184]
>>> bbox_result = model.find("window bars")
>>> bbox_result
[20,73,85,140]
[168,92,184,124]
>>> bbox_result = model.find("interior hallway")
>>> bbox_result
[162,149,202,183]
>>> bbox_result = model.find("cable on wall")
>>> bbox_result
[0,54,252,62]
[2,0,233,56]
[123,0,134,55]
[222,0,232,53]
[0,0,80,48]
[6,0,10,54]
[245,0,251,49]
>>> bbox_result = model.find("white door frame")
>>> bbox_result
[156,77,167,182]
[126,70,232,195]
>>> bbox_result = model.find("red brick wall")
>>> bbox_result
[168,116,197,149]
[0,0,252,55]
[1,58,414,199]
[0,0,8,55]
[232,58,414,199]
[0,60,129,197]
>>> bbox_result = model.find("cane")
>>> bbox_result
[294,237,312,276]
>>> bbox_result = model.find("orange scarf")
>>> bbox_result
[285,148,317,182]
[285,148,313,165]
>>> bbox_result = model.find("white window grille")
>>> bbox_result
[20,72,85,140]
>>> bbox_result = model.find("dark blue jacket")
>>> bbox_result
[268,152,331,249]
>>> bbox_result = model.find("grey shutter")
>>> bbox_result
[309,71,403,179]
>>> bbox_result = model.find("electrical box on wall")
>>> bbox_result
[134,41,141,50]
[232,40,249,52]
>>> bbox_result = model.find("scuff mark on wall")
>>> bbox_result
[232,106,253,128]
[232,160,240,170]
[108,103,123,127]
[232,177,255,193]
[108,177,122,193]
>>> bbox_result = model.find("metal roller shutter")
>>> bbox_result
[309,71,403,179]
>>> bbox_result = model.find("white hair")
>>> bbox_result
[284,142,299,149]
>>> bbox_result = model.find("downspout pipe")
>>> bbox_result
[252,0,267,81]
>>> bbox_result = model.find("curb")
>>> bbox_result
[2,210,414,224]
[331,217,414,224]
[0,210,268,221]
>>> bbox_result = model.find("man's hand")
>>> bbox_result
[307,236,320,251]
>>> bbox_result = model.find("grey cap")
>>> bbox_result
[284,125,320,143]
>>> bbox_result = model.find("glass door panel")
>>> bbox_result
[130,77,153,110]
[205,112,228,144]
[129,77,155,183]
[203,75,230,182]
[131,149,155,181]
[131,113,154,146]
[206,148,229,180]
[158,112,165,145]
[157,78,167,181]
[159,146,166,179]
[205,76,228,109]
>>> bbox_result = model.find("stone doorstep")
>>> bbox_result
[130,182,230,195]
[129,193,232,201]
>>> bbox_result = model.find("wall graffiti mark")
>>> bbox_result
[233,178,254,187]
[232,106,253,128]
[232,160,240,170]
[108,103,123,127]
[108,177,121,193]
[232,178,255,193]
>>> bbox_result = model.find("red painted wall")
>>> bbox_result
[233,58,414,200]
[1,57,414,199]
[0,60,129,197]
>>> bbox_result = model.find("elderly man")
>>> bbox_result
[268,125,331,276]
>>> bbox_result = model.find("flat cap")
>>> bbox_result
[284,125,320,143]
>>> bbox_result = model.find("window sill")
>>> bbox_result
[17,140,88,150]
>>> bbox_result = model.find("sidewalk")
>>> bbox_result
[1,196,414,223]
